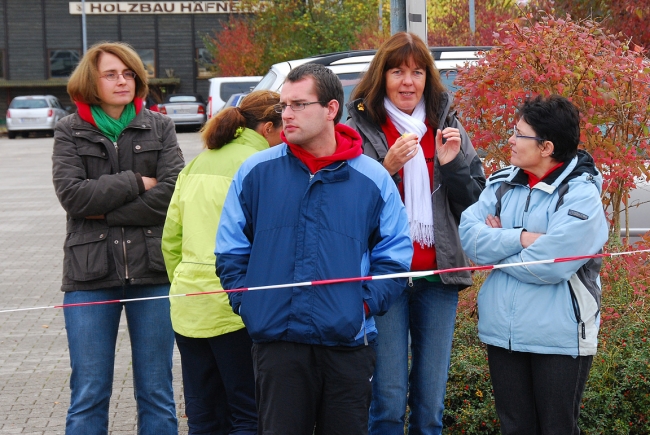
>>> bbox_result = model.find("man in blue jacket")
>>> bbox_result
[215,63,413,435]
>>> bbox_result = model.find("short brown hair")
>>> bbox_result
[285,63,344,124]
[67,41,149,104]
[351,32,446,127]
[201,90,282,150]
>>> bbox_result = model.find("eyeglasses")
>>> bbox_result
[273,101,324,113]
[513,126,544,142]
[100,71,137,81]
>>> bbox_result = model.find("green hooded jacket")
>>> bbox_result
[162,128,269,337]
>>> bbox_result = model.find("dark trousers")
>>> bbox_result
[252,341,376,435]
[486,345,593,435]
[175,328,257,435]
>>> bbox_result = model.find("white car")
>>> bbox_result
[6,95,70,139]
[207,76,262,118]
[252,47,490,120]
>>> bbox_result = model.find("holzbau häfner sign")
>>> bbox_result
[69,2,241,14]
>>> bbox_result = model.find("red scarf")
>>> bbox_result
[381,117,437,271]
[75,97,144,127]
[282,124,363,173]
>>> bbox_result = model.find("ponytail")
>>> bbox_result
[201,107,246,150]
[201,90,282,150]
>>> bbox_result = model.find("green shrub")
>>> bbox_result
[579,240,650,434]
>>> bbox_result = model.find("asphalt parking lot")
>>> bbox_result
[0,131,202,434]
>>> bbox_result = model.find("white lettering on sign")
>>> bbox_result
[68,2,244,14]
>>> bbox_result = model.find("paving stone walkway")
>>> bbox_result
[0,132,204,434]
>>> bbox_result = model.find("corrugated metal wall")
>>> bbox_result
[0,0,229,114]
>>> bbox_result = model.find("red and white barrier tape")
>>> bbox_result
[1,248,649,314]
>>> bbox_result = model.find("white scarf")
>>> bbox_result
[384,97,434,247]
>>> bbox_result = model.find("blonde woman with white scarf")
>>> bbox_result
[346,32,485,435]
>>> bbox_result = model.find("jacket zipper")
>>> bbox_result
[524,190,532,212]
[122,227,129,280]
[306,161,367,345]
[307,162,347,182]
[363,321,368,346]
[508,282,520,353]
[518,188,532,229]
[569,283,586,340]
[114,140,129,281]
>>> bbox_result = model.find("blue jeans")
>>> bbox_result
[63,284,177,435]
[369,279,459,435]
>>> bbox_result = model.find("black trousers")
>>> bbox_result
[486,345,593,435]
[175,329,257,435]
[252,341,376,435]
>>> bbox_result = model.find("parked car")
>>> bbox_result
[219,92,248,113]
[207,76,262,118]
[253,47,491,121]
[6,95,70,139]
[159,94,207,129]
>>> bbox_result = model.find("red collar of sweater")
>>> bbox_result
[281,123,363,174]
[524,162,564,188]
[74,97,144,128]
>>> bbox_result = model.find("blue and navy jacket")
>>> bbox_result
[215,142,413,347]
[459,150,608,356]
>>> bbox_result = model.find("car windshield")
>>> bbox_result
[254,71,278,91]
[168,96,198,103]
[10,99,49,109]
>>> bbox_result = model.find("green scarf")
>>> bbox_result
[91,103,136,142]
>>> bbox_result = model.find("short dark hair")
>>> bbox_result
[285,63,344,124]
[517,95,580,162]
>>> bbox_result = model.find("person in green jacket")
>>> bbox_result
[162,90,282,434]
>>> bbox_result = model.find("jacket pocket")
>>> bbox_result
[77,142,110,180]
[64,229,109,281]
[143,226,166,272]
[133,140,162,177]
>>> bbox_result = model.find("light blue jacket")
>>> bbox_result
[459,150,608,356]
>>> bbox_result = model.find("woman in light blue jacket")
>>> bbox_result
[459,95,608,435]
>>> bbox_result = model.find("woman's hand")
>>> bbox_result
[383,133,419,175]
[436,128,461,166]
[142,176,158,191]
[520,231,542,248]
[485,214,502,228]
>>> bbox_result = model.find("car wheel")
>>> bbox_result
[7,131,17,139]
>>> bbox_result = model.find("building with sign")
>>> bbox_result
[0,0,242,117]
